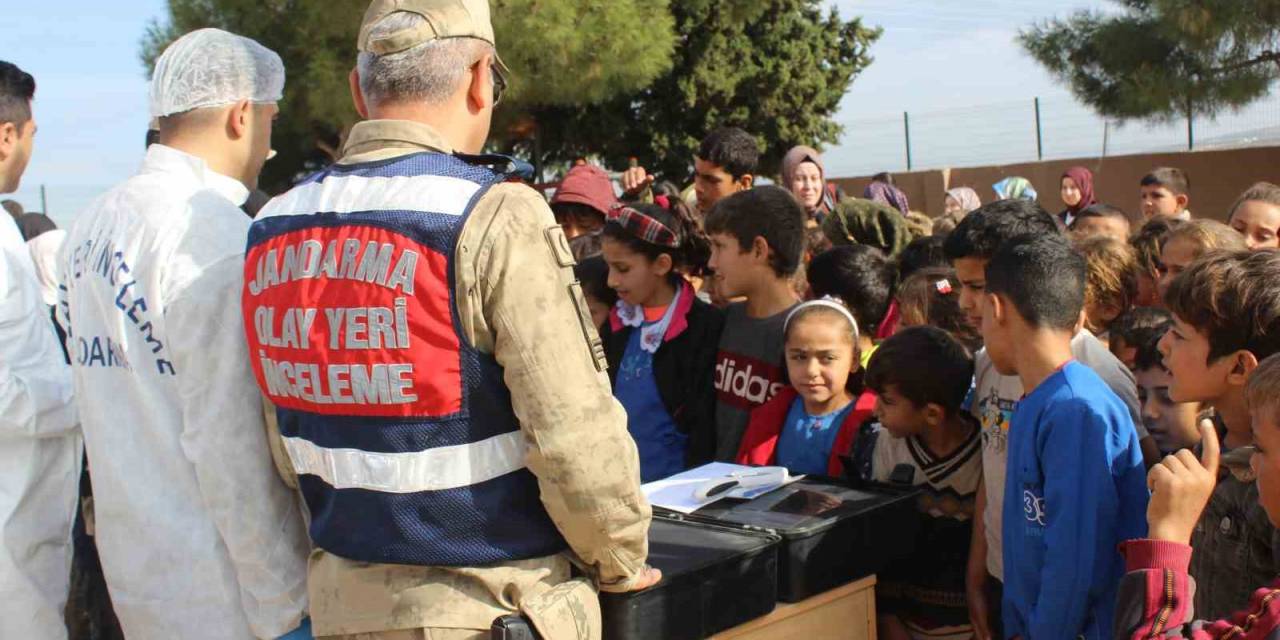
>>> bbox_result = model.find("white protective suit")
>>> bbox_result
[0,214,79,639]
[58,144,309,639]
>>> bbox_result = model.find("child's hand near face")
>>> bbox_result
[1146,420,1220,544]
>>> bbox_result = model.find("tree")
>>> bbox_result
[1020,0,1280,122]
[142,0,877,190]
[142,0,675,191]
[503,0,880,181]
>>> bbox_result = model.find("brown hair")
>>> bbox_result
[895,267,982,353]
[1131,216,1184,277]
[1228,182,1280,222]
[1141,167,1190,197]
[1165,250,1280,363]
[1247,353,1280,428]
[1076,236,1140,324]
[1163,219,1246,258]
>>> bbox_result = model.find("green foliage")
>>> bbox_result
[491,0,675,106]
[141,0,367,190]
[1020,0,1280,122]
[502,0,880,181]
[142,0,877,190]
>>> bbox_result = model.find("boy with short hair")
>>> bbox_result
[942,199,1158,639]
[857,326,983,640]
[1113,354,1280,637]
[807,245,896,366]
[693,126,759,214]
[706,185,806,460]
[1070,203,1134,242]
[1128,309,1203,455]
[1140,167,1192,221]
[1110,306,1177,371]
[1157,249,1280,620]
[981,234,1148,640]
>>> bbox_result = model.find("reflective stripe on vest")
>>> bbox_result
[280,430,525,493]
[243,152,566,566]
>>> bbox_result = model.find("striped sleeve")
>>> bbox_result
[1115,540,1280,639]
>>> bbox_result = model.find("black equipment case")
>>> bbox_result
[660,478,920,602]
[599,517,779,640]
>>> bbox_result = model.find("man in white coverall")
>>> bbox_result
[0,59,80,640]
[58,29,311,639]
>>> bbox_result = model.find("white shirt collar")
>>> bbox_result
[141,144,251,206]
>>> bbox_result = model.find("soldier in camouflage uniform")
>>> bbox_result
[241,1,660,638]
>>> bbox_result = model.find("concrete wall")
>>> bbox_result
[830,146,1280,222]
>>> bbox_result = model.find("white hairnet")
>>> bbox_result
[150,28,285,118]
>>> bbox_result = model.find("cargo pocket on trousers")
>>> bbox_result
[521,577,601,640]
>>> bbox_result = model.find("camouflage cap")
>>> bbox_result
[358,0,509,76]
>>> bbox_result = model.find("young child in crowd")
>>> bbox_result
[1227,181,1280,251]
[895,267,982,354]
[1069,203,1133,242]
[692,127,759,215]
[1140,167,1192,220]
[1129,216,1184,308]
[735,299,876,476]
[1076,235,1140,342]
[598,202,723,482]
[942,199,1157,640]
[897,235,949,281]
[807,245,896,366]
[1158,249,1280,620]
[1158,218,1247,298]
[1110,306,1177,371]
[1114,354,1280,638]
[980,234,1149,640]
[852,326,983,640]
[550,163,616,240]
[1126,308,1203,455]
[706,186,806,461]
[573,255,616,330]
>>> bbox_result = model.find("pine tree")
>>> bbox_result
[142,0,878,189]
[141,0,675,190]
[1021,0,1280,122]
[505,0,880,181]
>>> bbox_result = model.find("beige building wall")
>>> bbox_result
[830,145,1280,223]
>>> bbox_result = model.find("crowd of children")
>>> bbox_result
[559,126,1280,639]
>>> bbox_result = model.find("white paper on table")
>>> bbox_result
[641,462,804,514]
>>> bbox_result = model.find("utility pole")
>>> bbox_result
[1034,97,1043,161]
[903,111,913,171]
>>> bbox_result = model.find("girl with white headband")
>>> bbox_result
[735,297,878,476]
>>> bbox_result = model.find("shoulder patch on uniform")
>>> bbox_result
[545,226,576,268]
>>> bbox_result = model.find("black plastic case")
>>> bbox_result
[600,518,779,640]
[661,478,920,602]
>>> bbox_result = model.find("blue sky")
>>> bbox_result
[7,0,1257,225]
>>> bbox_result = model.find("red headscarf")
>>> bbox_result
[1061,166,1097,216]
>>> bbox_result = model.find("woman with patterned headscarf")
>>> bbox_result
[992,176,1038,202]
[864,172,910,216]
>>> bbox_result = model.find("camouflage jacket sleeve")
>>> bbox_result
[455,182,652,590]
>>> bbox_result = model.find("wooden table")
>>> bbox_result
[711,576,877,640]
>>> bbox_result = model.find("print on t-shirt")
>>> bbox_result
[976,387,1014,455]
[714,351,786,410]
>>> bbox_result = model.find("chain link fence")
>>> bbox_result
[826,92,1280,178]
